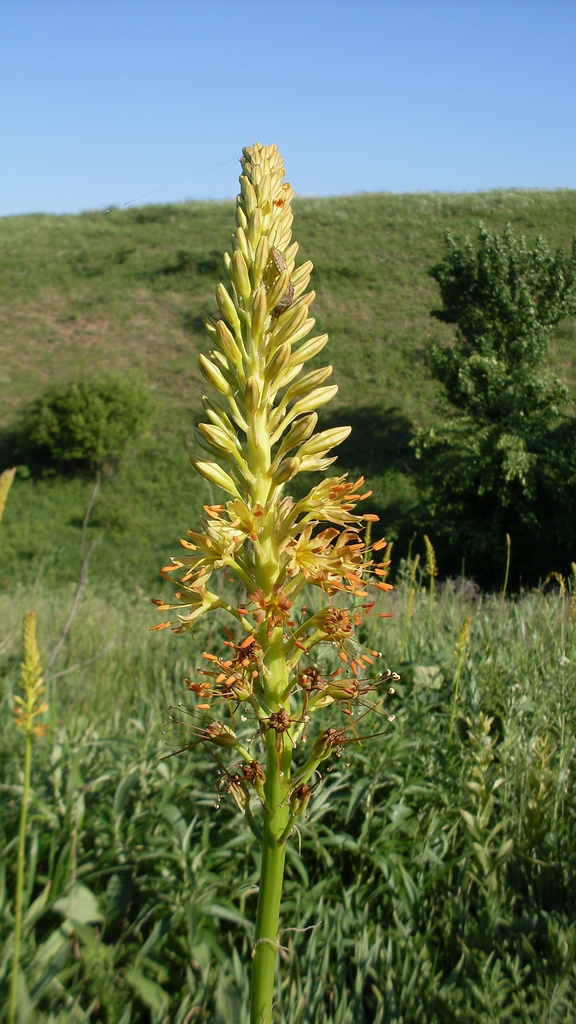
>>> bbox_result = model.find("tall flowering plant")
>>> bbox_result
[153,144,396,1024]
[9,611,47,1024]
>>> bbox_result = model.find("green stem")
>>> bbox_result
[400,583,416,662]
[244,342,293,1022]
[449,663,462,739]
[400,553,420,662]
[500,533,511,612]
[8,731,32,1024]
[250,730,290,1024]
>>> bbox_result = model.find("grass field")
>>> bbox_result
[1,188,576,1021]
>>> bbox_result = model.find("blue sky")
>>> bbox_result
[1,0,575,217]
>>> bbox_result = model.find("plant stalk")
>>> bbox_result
[500,533,511,611]
[449,617,471,738]
[250,728,290,1024]
[248,387,292,1022]
[8,730,32,1024]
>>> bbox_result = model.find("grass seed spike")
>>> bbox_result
[153,143,396,1024]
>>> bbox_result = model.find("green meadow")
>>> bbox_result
[1,189,576,1021]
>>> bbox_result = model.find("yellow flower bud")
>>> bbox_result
[272,305,310,348]
[265,343,292,383]
[190,458,241,497]
[283,365,333,402]
[297,426,352,459]
[0,467,16,523]
[198,422,240,455]
[244,376,261,412]
[288,333,329,367]
[282,384,339,424]
[216,282,241,333]
[247,208,262,250]
[250,287,269,336]
[253,235,270,281]
[257,173,272,206]
[215,319,242,363]
[234,227,252,263]
[232,249,251,300]
[274,364,303,392]
[291,260,313,297]
[203,315,218,342]
[198,354,233,397]
[297,455,337,473]
[240,176,257,216]
[275,413,318,457]
[270,457,300,487]
[266,269,292,312]
[283,240,299,267]
[202,397,237,436]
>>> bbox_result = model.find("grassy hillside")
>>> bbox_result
[1,189,576,589]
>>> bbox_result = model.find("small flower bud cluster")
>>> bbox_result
[14,611,48,738]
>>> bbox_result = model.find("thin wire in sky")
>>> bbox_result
[108,157,239,211]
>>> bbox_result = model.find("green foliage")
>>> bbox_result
[21,373,154,473]
[428,223,576,422]
[1,575,575,1021]
[415,224,576,583]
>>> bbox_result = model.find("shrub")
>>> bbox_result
[23,373,154,473]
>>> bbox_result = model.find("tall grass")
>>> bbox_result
[1,569,575,1022]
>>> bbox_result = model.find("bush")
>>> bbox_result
[414,224,576,585]
[23,373,154,473]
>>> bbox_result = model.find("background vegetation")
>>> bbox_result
[1,189,576,1021]
[1,572,575,1022]
[1,188,575,590]
[414,224,576,583]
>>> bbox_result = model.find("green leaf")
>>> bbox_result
[345,778,372,823]
[203,902,253,929]
[23,882,52,930]
[460,809,477,832]
[53,884,103,924]
[388,802,414,824]
[14,968,34,1024]
[113,771,139,815]
[125,968,169,1015]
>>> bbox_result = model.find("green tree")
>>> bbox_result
[414,224,576,584]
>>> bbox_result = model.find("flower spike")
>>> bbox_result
[152,144,397,1024]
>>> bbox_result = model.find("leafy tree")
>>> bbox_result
[22,372,154,473]
[414,224,576,584]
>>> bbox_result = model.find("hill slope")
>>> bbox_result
[1,189,575,588]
